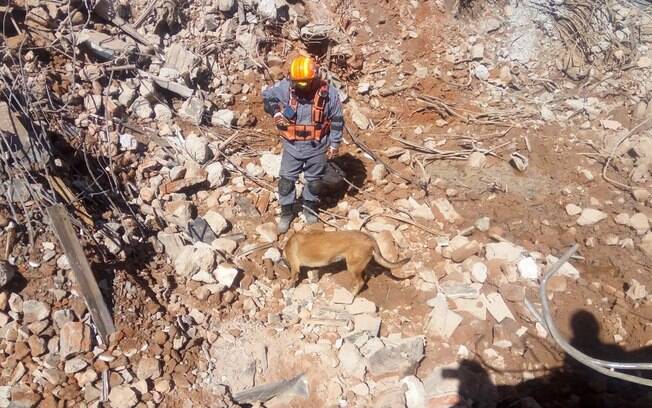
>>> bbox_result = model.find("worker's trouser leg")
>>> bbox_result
[278,150,326,206]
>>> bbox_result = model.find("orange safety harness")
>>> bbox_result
[282,82,331,142]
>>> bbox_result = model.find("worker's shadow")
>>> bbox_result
[432,310,652,408]
[320,153,366,209]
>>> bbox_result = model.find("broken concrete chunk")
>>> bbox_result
[77,29,133,60]
[174,246,200,277]
[0,261,16,289]
[338,342,367,380]
[136,357,162,380]
[131,96,153,119]
[180,97,206,126]
[214,263,240,288]
[260,153,282,179]
[367,336,424,379]
[347,297,377,314]
[545,255,580,279]
[256,222,278,243]
[157,232,186,260]
[427,293,463,339]
[453,295,487,321]
[353,314,381,337]
[164,44,199,75]
[185,133,213,164]
[485,292,515,323]
[204,211,229,236]
[485,242,523,264]
[576,208,607,226]
[59,322,92,359]
[108,385,138,408]
[332,287,354,305]
[22,300,50,323]
[432,198,462,224]
[212,109,235,128]
[401,375,427,408]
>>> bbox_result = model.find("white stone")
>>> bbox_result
[576,208,607,226]
[541,106,556,122]
[372,164,388,184]
[260,153,282,179]
[211,109,235,128]
[180,97,205,125]
[485,242,523,263]
[347,298,377,314]
[262,247,281,263]
[432,198,462,223]
[119,133,138,151]
[467,151,487,168]
[217,0,235,12]
[131,96,153,119]
[22,300,50,323]
[185,134,212,164]
[211,238,238,255]
[206,162,227,188]
[629,213,650,235]
[517,256,539,280]
[545,255,580,279]
[427,293,462,339]
[470,262,488,283]
[204,211,229,235]
[474,216,490,232]
[401,375,426,408]
[351,102,370,130]
[174,246,199,277]
[453,295,487,321]
[355,81,372,96]
[338,342,366,380]
[354,314,381,337]
[256,222,278,243]
[473,64,489,80]
[351,382,369,396]
[246,162,264,178]
[84,94,102,113]
[408,198,434,220]
[214,263,240,288]
[154,104,173,121]
[485,292,515,323]
[332,287,354,305]
[565,204,582,216]
[64,358,88,374]
[614,213,630,225]
[257,0,277,20]
[108,386,138,408]
[626,279,647,301]
[57,255,70,270]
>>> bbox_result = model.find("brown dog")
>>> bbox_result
[283,230,412,295]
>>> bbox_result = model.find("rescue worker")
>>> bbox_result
[262,55,344,233]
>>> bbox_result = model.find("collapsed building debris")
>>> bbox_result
[2,0,652,407]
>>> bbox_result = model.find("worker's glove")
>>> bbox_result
[274,112,289,130]
[327,145,339,160]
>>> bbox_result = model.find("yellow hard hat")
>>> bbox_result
[289,55,318,88]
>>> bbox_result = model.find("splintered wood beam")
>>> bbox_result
[47,204,116,342]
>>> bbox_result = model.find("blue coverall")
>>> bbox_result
[262,79,344,206]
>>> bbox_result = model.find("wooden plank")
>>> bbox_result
[47,204,116,342]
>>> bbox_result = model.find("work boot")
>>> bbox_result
[277,205,295,234]
[303,201,319,225]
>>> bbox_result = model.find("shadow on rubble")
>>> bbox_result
[320,153,367,208]
[445,310,652,408]
[50,133,165,315]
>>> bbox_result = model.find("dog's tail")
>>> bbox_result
[371,239,413,278]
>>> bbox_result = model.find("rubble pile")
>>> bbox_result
[2,0,652,407]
